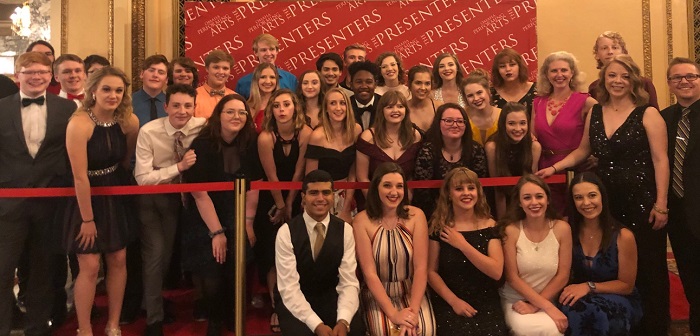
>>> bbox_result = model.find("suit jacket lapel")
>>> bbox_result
[9,93,31,155]
[686,106,700,156]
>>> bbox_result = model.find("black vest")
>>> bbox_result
[275,214,345,314]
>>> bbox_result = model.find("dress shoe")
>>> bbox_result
[193,299,207,321]
[144,321,163,336]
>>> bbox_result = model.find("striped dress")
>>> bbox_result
[361,222,436,335]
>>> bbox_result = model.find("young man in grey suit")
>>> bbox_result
[0,51,76,336]
[662,57,700,335]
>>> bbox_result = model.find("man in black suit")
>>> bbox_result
[348,60,381,131]
[662,57,700,335]
[274,170,364,336]
[0,52,76,336]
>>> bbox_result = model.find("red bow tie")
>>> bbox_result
[67,93,84,100]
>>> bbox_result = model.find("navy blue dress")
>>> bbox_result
[561,231,642,336]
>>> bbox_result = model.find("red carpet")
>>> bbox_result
[53,288,276,336]
[670,272,690,321]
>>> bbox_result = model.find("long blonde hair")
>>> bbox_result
[82,66,133,125]
[430,167,491,235]
[319,87,356,145]
[247,63,279,111]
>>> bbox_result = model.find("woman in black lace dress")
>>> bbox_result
[539,54,669,336]
[65,67,139,336]
[413,103,487,220]
[428,167,507,335]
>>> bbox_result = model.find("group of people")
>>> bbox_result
[0,28,697,336]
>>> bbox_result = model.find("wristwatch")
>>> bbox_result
[587,281,597,293]
[337,319,350,333]
[208,228,226,238]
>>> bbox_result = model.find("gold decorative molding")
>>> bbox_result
[132,0,146,90]
[691,0,699,62]
[61,0,68,51]
[642,0,652,80]
[108,0,114,64]
[667,0,674,104]
[173,0,181,57]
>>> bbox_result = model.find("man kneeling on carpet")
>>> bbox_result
[274,170,365,336]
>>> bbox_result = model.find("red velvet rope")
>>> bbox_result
[0,175,567,198]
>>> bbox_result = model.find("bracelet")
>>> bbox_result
[337,319,350,333]
[245,216,255,220]
[551,165,558,173]
[208,228,226,238]
[653,204,669,214]
[82,219,94,223]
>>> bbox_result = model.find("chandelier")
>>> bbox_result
[10,2,31,37]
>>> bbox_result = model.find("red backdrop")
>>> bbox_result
[183,0,538,89]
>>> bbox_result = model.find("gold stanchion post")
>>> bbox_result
[234,175,247,336]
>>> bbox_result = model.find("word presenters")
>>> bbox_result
[183,0,538,88]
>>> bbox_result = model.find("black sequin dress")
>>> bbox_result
[429,227,507,335]
[588,104,669,335]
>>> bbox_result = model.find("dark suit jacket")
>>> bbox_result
[0,93,76,219]
[661,100,700,239]
[351,93,382,131]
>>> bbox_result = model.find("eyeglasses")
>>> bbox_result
[19,70,51,76]
[668,74,700,83]
[223,109,249,118]
[441,118,466,127]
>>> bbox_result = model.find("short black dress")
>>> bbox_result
[61,114,136,254]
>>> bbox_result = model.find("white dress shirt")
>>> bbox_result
[134,116,206,185]
[20,92,48,158]
[357,95,376,131]
[275,211,360,332]
[58,89,84,108]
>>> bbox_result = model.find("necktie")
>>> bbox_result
[174,131,187,206]
[22,96,45,107]
[67,93,85,101]
[313,222,325,260]
[149,97,159,121]
[209,89,225,97]
[672,107,691,198]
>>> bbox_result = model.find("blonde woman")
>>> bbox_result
[305,87,361,222]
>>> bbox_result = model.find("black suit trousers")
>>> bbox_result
[0,198,58,336]
[668,195,700,334]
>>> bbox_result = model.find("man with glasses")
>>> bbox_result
[662,57,700,336]
[0,51,76,336]
[25,40,61,95]
[134,84,205,336]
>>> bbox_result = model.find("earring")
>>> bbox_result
[92,94,96,100]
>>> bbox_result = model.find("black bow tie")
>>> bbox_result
[22,96,45,107]
[357,104,374,114]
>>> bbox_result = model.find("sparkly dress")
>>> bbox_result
[361,222,436,336]
[429,227,507,335]
[588,104,668,335]
[561,231,642,336]
[433,88,465,108]
[491,83,537,118]
[61,113,135,253]
[500,221,563,336]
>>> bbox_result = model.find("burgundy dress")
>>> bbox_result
[533,92,589,215]
[355,130,421,179]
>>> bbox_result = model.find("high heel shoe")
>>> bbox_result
[105,327,122,336]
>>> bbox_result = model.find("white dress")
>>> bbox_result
[499,221,564,336]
